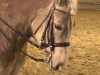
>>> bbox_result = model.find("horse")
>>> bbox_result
[0,0,77,75]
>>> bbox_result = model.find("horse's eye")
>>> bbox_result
[54,24,64,31]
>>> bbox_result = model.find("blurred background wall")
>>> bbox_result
[78,0,100,10]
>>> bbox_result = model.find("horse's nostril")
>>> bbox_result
[54,66,59,71]
[53,65,62,71]
[52,63,64,71]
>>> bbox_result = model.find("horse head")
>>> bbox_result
[31,0,77,70]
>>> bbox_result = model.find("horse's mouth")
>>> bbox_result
[52,65,62,71]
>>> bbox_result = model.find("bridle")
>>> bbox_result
[0,0,71,62]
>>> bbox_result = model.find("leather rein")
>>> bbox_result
[0,1,71,62]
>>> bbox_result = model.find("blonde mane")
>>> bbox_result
[68,0,78,15]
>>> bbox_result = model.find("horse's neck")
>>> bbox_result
[0,23,30,54]
[0,23,30,75]
[0,0,54,53]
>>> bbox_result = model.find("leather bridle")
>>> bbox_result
[0,0,71,62]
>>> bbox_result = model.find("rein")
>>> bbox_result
[0,0,71,62]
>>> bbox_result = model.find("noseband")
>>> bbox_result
[0,1,71,62]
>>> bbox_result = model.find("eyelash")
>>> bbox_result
[54,24,64,31]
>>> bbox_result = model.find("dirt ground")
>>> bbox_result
[17,10,100,75]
